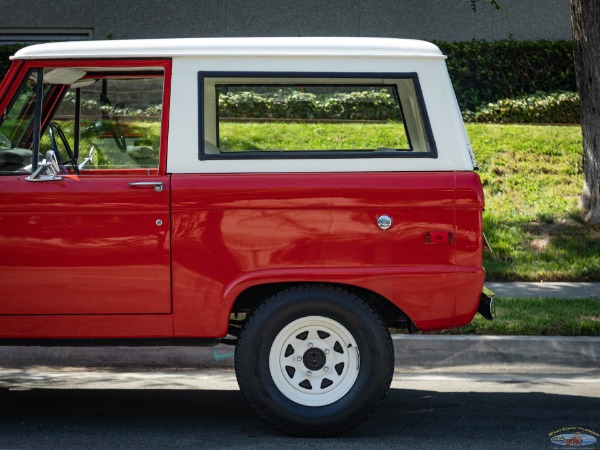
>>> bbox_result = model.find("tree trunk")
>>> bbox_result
[571,0,600,224]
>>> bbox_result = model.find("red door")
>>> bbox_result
[0,174,171,314]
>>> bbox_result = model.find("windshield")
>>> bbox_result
[0,70,51,174]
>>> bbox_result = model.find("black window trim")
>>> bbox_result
[197,71,438,161]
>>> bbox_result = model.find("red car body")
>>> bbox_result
[0,37,492,435]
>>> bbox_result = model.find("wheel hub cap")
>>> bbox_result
[269,316,360,407]
[303,347,326,371]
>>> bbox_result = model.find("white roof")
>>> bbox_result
[12,37,445,60]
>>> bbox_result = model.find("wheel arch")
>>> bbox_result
[228,281,414,331]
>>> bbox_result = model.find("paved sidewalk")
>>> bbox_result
[486,282,600,299]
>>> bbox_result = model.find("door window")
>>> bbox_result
[53,77,164,170]
[0,63,168,175]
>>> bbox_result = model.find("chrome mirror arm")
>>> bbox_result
[78,146,95,170]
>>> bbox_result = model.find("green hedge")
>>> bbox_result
[464,91,580,124]
[435,39,576,111]
[218,88,401,121]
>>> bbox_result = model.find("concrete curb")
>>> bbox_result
[1,335,598,370]
[392,335,600,369]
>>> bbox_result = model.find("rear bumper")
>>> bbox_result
[477,286,496,321]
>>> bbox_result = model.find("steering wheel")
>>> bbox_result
[109,118,127,153]
[47,121,79,174]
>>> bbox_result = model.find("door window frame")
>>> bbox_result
[0,58,172,176]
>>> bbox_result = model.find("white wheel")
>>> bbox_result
[269,316,359,407]
[235,286,394,436]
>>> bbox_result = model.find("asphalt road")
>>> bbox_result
[0,368,598,449]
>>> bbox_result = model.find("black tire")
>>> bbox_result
[235,285,394,436]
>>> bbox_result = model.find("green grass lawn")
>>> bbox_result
[467,124,600,281]
[428,297,600,336]
[219,122,409,151]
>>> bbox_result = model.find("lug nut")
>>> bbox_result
[297,356,302,361]
[324,366,329,372]
[324,349,330,354]
[307,371,312,376]
[308,342,313,348]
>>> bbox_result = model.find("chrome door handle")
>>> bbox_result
[128,181,164,192]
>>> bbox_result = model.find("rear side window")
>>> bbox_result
[199,73,436,160]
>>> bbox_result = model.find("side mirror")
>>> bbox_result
[78,146,95,169]
[46,150,60,175]
[0,131,10,149]
[25,150,63,182]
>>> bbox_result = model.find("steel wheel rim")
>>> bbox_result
[269,315,360,407]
